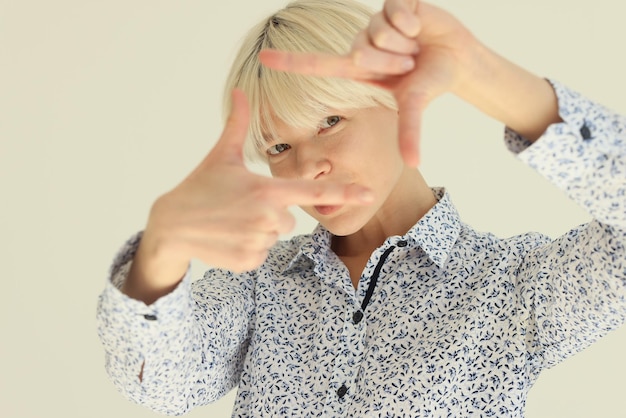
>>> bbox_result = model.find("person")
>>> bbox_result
[96,0,626,416]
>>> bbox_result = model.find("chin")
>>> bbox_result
[317,213,370,237]
[302,204,375,236]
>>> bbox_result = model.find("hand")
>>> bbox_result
[259,0,476,167]
[124,89,373,303]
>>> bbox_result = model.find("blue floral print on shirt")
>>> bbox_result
[97,80,626,417]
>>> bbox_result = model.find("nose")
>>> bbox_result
[296,143,331,180]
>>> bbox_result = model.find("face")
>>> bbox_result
[264,105,407,236]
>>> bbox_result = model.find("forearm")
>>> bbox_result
[98,234,255,413]
[122,231,189,305]
[453,39,562,141]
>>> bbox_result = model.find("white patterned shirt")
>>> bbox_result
[97,80,626,417]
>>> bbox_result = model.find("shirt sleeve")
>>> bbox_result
[504,79,626,374]
[96,232,256,415]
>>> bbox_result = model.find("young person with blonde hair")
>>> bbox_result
[98,0,626,416]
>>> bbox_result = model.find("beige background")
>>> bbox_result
[2,0,625,417]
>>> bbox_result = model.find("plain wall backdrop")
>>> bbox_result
[1,0,625,417]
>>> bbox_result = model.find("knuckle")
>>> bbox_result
[369,25,387,48]
[372,33,387,49]
[371,12,393,47]
[389,10,404,29]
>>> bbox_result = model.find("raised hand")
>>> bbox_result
[123,89,373,304]
[259,0,475,167]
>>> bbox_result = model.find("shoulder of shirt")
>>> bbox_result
[457,222,553,258]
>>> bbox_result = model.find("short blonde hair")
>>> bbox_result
[223,0,397,161]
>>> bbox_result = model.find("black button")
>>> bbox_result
[143,314,157,321]
[352,310,364,324]
[397,240,408,247]
[337,384,348,398]
[580,124,592,140]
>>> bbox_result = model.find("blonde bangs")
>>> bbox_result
[223,0,396,161]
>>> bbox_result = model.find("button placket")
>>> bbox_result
[324,245,396,413]
[324,309,366,409]
[352,310,364,325]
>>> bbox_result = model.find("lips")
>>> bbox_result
[314,205,341,215]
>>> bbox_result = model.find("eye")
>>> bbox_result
[266,143,291,156]
[318,115,343,133]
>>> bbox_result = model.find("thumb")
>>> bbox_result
[396,89,427,167]
[210,88,251,165]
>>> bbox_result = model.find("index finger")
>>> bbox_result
[259,49,370,79]
[262,178,374,207]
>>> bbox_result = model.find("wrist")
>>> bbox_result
[450,36,503,104]
[451,40,560,141]
[122,231,189,305]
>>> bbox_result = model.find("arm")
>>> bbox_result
[451,44,562,143]
[258,0,562,164]
[97,233,256,415]
[98,85,373,414]
[354,0,625,226]
[259,0,626,370]
[504,81,626,372]
[517,220,626,375]
[429,1,626,370]
[119,90,372,305]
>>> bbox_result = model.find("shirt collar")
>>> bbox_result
[405,187,461,268]
[282,224,332,274]
[282,187,461,273]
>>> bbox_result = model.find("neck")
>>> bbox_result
[332,168,437,257]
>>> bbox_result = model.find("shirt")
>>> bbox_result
[97,80,626,417]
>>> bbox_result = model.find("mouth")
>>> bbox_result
[314,205,341,216]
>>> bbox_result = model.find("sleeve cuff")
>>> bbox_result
[97,232,194,354]
[503,79,626,227]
